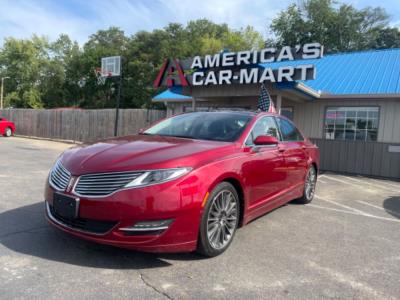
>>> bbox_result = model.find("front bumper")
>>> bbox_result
[44,175,204,253]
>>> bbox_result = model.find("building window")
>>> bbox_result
[280,107,293,120]
[324,107,379,141]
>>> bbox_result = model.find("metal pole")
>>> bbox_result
[192,97,196,112]
[114,74,122,137]
[0,77,10,110]
[0,78,4,110]
[276,93,282,114]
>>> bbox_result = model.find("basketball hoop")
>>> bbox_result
[95,56,121,85]
[96,56,122,137]
[95,68,112,85]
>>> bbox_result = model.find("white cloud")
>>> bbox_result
[100,0,291,35]
[157,0,291,35]
[0,0,398,47]
[0,0,291,45]
[0,0,93,44]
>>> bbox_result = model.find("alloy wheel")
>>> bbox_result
[206,190,238,250]
[305,167,316,200]
[5,128,12,137]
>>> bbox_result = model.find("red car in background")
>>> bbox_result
[0,117,15,137]
[45,111,319,257]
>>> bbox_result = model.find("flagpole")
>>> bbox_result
[276,93,282,114]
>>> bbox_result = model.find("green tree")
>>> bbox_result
[373,27,400,49]
[222,26,264,51]
[125,21,263,109]
[23,88,43,108]
[0,36,48,108]
[44,34,82,108]
[270,0,395,53]
[0,21,267,109]
[79,27,129,108]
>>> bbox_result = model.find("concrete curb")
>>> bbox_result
[12,134,82,145]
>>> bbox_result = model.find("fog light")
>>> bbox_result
[119,219,174,232]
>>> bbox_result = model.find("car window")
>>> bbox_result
[144,112,252,142]
[245,117,279,146]
[276,117,304,141]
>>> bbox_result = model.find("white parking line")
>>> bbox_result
[343,176,364,183]
[342,176,398,192]
[314,196,400,223]
[318,179,327,184]
[357,200,400,218]
[323,175,398,193]
[354,178,399,193]
[316,196,369,215]
[365,178,400,190]
[309,203,400,223]
[309,204,366,216]
[345,174,400,191]
[321,175,361,187]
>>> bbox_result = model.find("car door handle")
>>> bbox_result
[278,147,286,152]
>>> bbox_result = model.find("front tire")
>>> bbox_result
[4,127,12,137]
[197,182,240,257]
[295,165,317,204]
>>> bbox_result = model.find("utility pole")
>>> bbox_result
[0,77,10,110]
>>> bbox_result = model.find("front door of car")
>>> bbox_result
[242,116,287,208]
[275,117,308,189]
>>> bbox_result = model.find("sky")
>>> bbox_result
[0,0,399,45]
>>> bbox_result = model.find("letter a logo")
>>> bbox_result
[153,59,189,88]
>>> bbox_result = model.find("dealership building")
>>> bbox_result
[152,47,400,179]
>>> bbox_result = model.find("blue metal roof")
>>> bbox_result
[152,87,192,102]
[260,48,400,95]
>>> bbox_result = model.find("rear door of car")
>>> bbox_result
[275,116,308,189]
[242,116,287,208]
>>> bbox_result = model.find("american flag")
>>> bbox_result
[258,83,276,113]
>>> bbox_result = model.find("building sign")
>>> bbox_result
[153,59,189,88]
[154,43,323,88]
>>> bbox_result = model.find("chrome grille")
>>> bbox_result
[49,160,71,191]
[74,171,144,197]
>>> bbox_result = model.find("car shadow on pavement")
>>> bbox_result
[0,202,203,269]
[383,196,400,219]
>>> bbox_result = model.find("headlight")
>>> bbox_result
[124,168,192,188]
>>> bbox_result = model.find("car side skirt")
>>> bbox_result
[243,182,304,224]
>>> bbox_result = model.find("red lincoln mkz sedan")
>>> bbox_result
[45,111,319,257]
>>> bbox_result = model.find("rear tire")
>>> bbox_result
[197,182,240,257]
[4,127,12,137]
[295,165,317,204]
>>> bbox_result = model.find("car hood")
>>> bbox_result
[60,135,236,175]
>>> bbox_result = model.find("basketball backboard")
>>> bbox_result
[101,56,121,77]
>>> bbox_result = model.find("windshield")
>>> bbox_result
[144,112,253,142]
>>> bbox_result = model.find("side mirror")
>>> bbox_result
[253,135,279,146]
[138,128,144,134]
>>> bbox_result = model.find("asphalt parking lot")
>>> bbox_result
[0,137,399,299]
